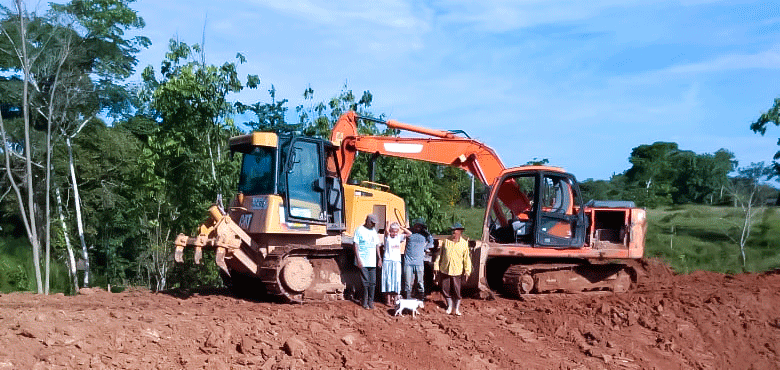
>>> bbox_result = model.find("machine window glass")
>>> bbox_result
[541,176,572,214]
[238,147,276,196]
[537,175,575,243]
[489,174,536,244]
[286,140,324,220]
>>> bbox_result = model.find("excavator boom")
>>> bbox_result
[331,112,506,186]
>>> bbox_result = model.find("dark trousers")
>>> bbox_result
[359,266,377,307]
[440,274,462,300]
[403,264,425,299]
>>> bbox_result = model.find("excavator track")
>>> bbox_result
[256,245,346,303]
[502,262,634,297]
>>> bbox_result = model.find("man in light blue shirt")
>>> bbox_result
[403,219,433,300]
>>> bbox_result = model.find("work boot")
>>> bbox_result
[367,286,376,309]
[454,300,462,316]
[362,287,370,309]
[445,298,453,314]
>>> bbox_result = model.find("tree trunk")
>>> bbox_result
[66,136,90,287]
[207,132,217,182]
[45,114,51,295]
[56,186,79,293]
[470,175,474,208]
[0,100,42,293]
[17,0,43,293]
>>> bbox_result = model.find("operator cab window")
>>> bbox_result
[537,175,585,247]
[489,174,535,244]
[238,146,276,196]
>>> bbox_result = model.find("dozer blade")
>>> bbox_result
[194,246,203,264]
[173,206,258,276]
[174,246,184,263]
[174,234,188,263]
[215,247,228,275]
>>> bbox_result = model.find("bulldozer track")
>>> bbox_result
[502,262,635,297]
[257,244,344,303]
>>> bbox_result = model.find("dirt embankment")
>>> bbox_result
[0,259,778,369]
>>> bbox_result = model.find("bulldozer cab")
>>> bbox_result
[488,168,587,248]
[232,133,345,231]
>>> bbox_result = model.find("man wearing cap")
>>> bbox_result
[403,218,433,301]
[354,214,382,309]
[433,222,472,316]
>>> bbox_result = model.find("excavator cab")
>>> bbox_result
[488,167,587,248]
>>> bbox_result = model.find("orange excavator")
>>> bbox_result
[173,112,645,301]
[331,112,645,296]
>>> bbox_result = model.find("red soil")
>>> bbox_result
[1,258,778,369]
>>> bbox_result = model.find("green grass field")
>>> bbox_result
[646,205,780,273]
[444,204,780,274]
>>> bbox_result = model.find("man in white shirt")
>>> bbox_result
[353,214,382,309]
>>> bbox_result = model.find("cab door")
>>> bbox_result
[281,137,327,224]
[535,173,586,248]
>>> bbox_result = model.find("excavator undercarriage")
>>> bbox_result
[501,263,635,297]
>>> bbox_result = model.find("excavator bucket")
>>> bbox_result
[468,242,495,299]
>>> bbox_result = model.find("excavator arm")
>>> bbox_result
[330,112,532,218]
[331,111,506,186]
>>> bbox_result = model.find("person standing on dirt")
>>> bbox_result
[403,219,433,301]
[433,222,472,316]
[354,214,382,309]
[381,221,411,306]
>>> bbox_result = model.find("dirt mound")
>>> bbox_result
[0,258,778,369]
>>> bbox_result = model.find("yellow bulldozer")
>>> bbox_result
[174,129,407,301]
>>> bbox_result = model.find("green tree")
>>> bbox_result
[235,85,304,134]
[622,142,735,207]
[134,40,257,290]
[750,98,780,189]
[624,142,681,206]
[0,0,147,292]
[722,162,774,268]
[672,149,735,204]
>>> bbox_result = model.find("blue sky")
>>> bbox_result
[128,0,780,180]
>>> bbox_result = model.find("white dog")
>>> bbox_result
[394,299,424,318]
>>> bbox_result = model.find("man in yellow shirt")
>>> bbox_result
[433,222,472,316]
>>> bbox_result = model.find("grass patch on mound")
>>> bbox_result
[646,205,780,274]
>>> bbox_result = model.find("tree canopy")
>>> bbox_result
[750,97,780,177]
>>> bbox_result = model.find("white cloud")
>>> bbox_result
[426,0,657,32]
[665,47,780,74]
[243,0,430,31]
